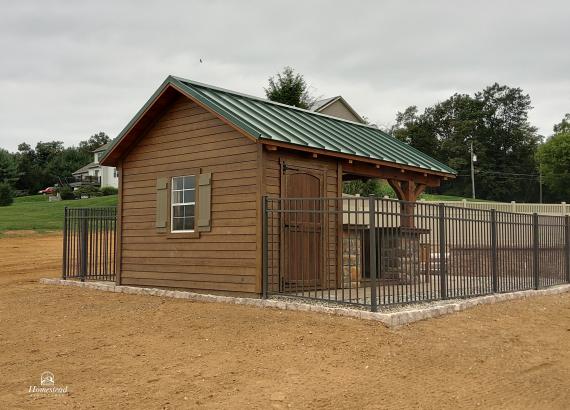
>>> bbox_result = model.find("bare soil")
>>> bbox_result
[1,233,569,409]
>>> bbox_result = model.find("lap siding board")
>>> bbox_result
[120,96,259,294]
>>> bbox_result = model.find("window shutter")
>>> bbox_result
[156,177,168,229]
[197,172,211,232]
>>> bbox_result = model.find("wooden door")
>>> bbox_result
[282,163,324,289]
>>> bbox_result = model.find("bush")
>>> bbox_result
[0,182,14,206]
[343,179,396,198]
[100,186,118,196]
[58,186,75,200]
[75,185,102,198]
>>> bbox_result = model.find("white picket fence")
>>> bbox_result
[422,199,569,216]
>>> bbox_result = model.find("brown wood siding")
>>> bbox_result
[262,150,340,291]
[120,95,259,294]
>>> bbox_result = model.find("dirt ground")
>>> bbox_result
[1,233,569,409]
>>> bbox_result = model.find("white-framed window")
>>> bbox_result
[171,175,196,232]
[113,168,118,178]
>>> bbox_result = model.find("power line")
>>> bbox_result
[457,174,538,178]
[456,170,540,177]
[456,169,570,178]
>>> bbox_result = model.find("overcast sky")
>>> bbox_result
[1,0,568,152]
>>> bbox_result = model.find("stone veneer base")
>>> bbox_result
[39,278,570,328]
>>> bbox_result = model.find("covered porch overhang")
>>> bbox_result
[341,160,453,227]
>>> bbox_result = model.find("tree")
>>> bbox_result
[553,113,570,134]
[536,132,570,200]
[11,134,102,194]
[265,66,315,109]
[391,84,540,202]
[472,84,540,201]
[79,132,110,153]
[536,114,570,201]
[0,149,18,185]
[0,182,14,206]
[13,143,38,193]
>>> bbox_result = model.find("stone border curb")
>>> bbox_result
[39,278,570,327]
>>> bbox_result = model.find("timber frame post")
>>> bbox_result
[387,179,426,228]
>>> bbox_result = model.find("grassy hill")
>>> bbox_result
[0,195,117,233]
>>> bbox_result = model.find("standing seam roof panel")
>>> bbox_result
[236,97,330,149]
[247,99,347,151]
[202,90,300,144]
[274,103,369,156]
[344,122,435,169]
[175,78,456,175]
[176,82,262,139]
[263,104,352,154]
[347,124,418,167]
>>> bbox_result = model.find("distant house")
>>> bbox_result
[72,143,119,188]
[311,96,366,124]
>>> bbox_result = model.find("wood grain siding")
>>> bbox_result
[120,96,259,294]
[263,150,341,291]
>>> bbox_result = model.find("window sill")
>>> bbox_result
[166,231,200,239]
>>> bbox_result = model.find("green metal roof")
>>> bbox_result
[103,75,456,175]
[170,76,455,175]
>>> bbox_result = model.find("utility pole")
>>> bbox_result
[539,170,543,203]
[470,141,476,199]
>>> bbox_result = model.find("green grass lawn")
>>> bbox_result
[0,192,491,233]
[0,195,117,233]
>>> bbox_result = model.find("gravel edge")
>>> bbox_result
[39,278,570,327]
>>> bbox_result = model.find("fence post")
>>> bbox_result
[565,215,570,284]
[439,203,447,299]
[62,207,68,280]
[490,209,498,293]
[369,195,378,312]
[262,196,269,299]
[532,213,539,290]
[80,208,88,282]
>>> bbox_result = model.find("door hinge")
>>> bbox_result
[282,163,299,173]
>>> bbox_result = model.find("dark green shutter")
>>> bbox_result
[197,172,211,232]
[156,177,168,229]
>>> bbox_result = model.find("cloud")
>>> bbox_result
[0,0,568,151]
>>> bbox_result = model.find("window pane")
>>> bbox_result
[172,205,184,218]
[183,190,195,203]
[183,176,195,190]
[172,217,185,231]
[172,190,183,205]
[184,217,195,231]
[172,177,184,190]
[183,204,195,217]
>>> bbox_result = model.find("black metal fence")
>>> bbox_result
[263,197,570,310]
[62,207,117,282]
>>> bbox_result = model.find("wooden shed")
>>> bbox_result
[101,76,455,296]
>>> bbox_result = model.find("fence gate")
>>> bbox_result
[62,207,117,282]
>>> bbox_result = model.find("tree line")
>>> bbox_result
[265,67,570,203]
[0,132,110,196]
